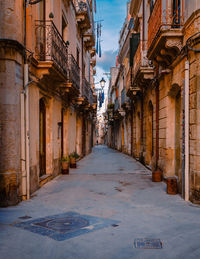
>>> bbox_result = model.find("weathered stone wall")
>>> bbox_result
[0,0,23,43]
[183,10,200,202]
[0,45,23,206]
[0,0,24,206]
[29,84,40,193]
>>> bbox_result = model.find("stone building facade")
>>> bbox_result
[106,0,200,203]
[0,0,97,206]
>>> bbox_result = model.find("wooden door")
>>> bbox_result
[39,98,46,177]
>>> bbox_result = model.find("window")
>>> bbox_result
[62,16,68,41]
[172,0,181,27]
[83,63,85,77]
[76,48,80,67]
[150,0,155,14]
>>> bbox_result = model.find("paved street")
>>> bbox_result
[1,145,200,259]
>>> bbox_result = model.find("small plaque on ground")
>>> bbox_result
[134,238,162,249]
[18,216,32,220]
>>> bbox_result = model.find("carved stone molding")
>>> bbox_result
[165,38,182,52]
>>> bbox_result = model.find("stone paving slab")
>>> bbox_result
[0,146,200,259]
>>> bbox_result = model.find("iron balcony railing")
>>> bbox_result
[89,87,94,106]
[121,88,129,106]
[83,77,93,105]
[35,20,68,77]
[114,98,120,111]
[68,54,80,91]
[148,0,183,50]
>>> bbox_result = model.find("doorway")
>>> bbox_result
[39,98,46,177]
[146,101,154,165]
[175,92,181,177]
[61,109,64,158]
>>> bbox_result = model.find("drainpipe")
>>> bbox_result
[25,64,30,200]
[21,65,31,200]
[21,90,26,199]
[184,60,189,201]
[21,0,30,200]
[155,81,159,169]
[21,0,28,200]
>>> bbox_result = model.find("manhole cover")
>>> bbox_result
[14,212,120,241]
[134,238,162,249]
[34,216,89,233]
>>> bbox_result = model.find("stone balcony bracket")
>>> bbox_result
[127,86,141,99]
[84,36,95,51]
[134,66,154,85]
[59,82,80,98]
[148,30,183,66]
[90,47,96,57]
[90,58,96,67]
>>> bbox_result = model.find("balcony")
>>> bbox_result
[93,94,97,110]
[73,0,92,32]
[83,18,95,50]
[133,41,154,84]
[121,88,130,110]
[147,0,183,63]
[64,54,80,95]
[90,47,96,57]
[35,20,68,81]
[126,67,141,98]
[82,77,93,106]
[114,98,120,112]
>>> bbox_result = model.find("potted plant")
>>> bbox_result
[60,156,70,174]
[69,152,80,168]
[107,103,114,111]
[152,168,163,182]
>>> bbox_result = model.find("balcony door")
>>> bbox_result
[173,0,181,26]
[39,98,46,177]
[39,0,46,20]
[38,0,46,60]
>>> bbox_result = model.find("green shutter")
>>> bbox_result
[129,33,140,67]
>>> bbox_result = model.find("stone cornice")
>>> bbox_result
[183,8,200,33]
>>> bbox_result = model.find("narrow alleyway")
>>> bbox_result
[1,146,200,259]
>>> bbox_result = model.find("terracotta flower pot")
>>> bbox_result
[166,177,178,195]
[70,157,76,168]
[152,170,162,182]
[61,161,69,174]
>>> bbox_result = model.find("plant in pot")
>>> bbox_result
[60,156,70,174]
[69,152,80,168]
[107,103,114,111]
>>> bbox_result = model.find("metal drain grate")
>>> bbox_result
[134,238,162,249]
